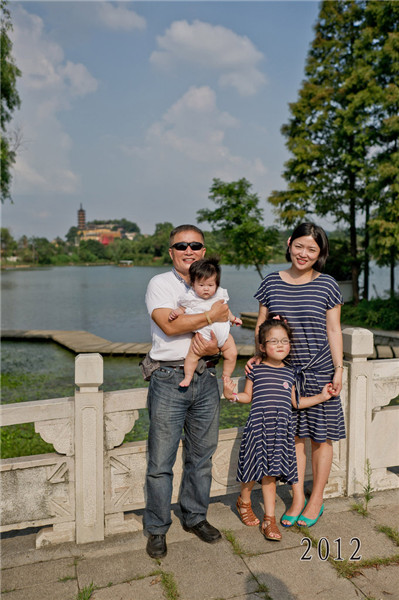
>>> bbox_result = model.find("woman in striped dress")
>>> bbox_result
[250,223,345,528]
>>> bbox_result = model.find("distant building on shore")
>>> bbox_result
[76,205,124,246]
[81,227,122,245]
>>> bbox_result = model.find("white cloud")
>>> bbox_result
[122,86,267,219]
[9,6,98,195]
[97,2,146,31]
[150,20,266,96]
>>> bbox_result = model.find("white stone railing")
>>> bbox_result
[1,328,398,548]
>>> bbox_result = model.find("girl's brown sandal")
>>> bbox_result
[262,515,282,541]
[236,495,260,526]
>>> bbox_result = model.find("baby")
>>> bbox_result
[169,257,242,387]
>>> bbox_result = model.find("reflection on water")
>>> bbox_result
[2,263,398,345]
[0,265,264,344]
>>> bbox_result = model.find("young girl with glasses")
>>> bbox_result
[224,314,334,542]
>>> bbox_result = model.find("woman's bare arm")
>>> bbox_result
[326,304,343,396]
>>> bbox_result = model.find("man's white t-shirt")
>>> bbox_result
[145,271,192,361]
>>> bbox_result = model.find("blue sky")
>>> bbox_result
[3,0,326,241]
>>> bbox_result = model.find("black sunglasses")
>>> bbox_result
[170,242,204,251]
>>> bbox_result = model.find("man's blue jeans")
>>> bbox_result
[144,366,220,535]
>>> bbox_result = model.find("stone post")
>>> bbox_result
[74,353,104,543]
[343,328,374,496]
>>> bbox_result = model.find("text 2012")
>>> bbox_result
[300,537,362,561]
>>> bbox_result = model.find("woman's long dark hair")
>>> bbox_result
[286,222,329,272]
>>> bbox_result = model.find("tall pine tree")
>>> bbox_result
[364,1,399,297]
[269,1,398,302]
[1,0,21,203]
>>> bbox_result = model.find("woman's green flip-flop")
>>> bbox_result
[280,499,307,528]
[297,503,324,528]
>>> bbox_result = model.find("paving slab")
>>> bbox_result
[352,564,399,600]
[76,547,160,589]
[231,524,302,556]
[1,556,75,592]
[160,537,258,600]
[0,579,78,600]
[369,503,399,531]
[92,575,165,600]
[244,547,360,600]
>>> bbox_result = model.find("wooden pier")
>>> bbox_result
[3,324,398,359]
[1,329,255,357]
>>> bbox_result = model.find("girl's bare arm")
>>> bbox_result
[291,384,334,409]
[224,378,253,404]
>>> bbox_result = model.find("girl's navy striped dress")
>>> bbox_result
[237,364,298,485]
[254,272,346,443]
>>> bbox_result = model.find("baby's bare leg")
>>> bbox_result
[220,334,237,379]
[180,341,201,387]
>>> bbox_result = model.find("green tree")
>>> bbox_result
[0,226,16,257]
[104,237,135,262]
[78,239,107,262]
[152,222,173,261]
[1,0,21,203]
[368,198,399,297]
[269,1,399,303]
[65,226,79,245]
[31,237,56,265]
[198,178,279,279]
[364,1,399,298]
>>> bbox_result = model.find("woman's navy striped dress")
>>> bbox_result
[237,364,298,485]
[254,272,346,443]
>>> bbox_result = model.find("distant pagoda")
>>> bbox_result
[77,204,86,230]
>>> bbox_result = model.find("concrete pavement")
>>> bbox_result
[1,488,398,600]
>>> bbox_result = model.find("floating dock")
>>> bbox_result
[1,329,255,358]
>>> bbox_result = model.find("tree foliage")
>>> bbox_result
[269,0,399,302]
[364,1,399,297]
[198,178,279,279]
[1,0,21,203]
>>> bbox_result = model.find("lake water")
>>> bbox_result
[1,263,398,346]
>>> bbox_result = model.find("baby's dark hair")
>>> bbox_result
[258,313,293,353]
[189,257,221,287]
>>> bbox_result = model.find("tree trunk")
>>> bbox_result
[390,247,395,299]
[363,201,370,300]
[349,181,359,305]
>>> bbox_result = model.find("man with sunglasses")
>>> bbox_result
[144,224,229,558]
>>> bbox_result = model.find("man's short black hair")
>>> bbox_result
[189,257,221,287]
[169,224,205,246]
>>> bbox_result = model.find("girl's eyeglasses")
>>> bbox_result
[265,338,290,345]
[170,242,204,251]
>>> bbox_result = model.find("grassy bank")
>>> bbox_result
[341,296,399,331]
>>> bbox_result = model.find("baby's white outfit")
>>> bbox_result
[178,287,230,347]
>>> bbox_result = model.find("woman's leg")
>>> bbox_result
[297,439,332,524]
[281,436,306,524]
